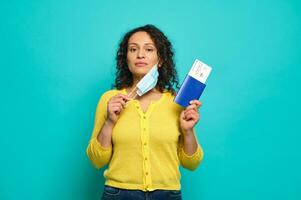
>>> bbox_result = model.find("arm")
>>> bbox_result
[86,93,112,169]
[182,129,198,155]
[86,92,129,169]
[178,100,204,171]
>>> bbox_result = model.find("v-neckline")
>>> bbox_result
[121,88,166,115]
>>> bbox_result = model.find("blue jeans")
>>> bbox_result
[101,185,182,200]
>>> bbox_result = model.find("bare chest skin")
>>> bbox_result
[138,95,161,113]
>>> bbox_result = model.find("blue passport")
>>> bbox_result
[174,59,212,107]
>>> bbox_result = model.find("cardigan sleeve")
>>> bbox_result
[86,91,113,169]
[178,134,204,171]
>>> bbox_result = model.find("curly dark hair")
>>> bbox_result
[114,24,179,94]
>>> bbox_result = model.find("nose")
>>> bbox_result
[137,49,145,59]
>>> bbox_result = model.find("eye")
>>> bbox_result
[146,48,154,52]
[129,47,137,52]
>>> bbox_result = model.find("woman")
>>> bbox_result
[87,24,204,200]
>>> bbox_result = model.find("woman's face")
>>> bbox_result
[127,31,159,79]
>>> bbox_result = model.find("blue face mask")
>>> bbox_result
[136,63,159,96]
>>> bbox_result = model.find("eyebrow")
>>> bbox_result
[128,42,155,46]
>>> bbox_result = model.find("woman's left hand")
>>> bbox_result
[180,100,202,134]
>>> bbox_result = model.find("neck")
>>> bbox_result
[125,76,160,96]
[125,83,160,95]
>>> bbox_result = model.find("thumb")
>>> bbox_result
[180,110,185,120]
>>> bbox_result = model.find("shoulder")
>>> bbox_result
[162,91,183,112]
[99,89,124,103]
[163,90,177,102]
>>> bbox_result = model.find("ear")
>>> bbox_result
[158,59,163,68]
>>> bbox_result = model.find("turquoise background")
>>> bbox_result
[1,0,300,199]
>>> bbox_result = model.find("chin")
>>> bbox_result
[132,68,149,75]
[133,72,147,78]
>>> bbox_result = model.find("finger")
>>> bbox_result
[180,110,185,119]
[184,108,199,116]
[110,102,124,110]
[184,113,194,120]
[117,93,131,101]
[185,113,199,121]
[184,112,197,120]
[110,97,127,106]
[109,102,123,110]
[111,95,125,102]
[111,105,121,114]
[185,109,197,116]
[189,100,202,108]
[185,104,197,111]
[110,100,126,108]
[185,109,199,117]
[110,104,121,112]
[111,94,130,102]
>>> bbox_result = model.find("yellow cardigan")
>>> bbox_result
[86,89,204,191]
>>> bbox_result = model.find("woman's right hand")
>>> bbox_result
[106,93,130,125]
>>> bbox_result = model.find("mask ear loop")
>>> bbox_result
[132,92,138,99]
[127,87,138,99]
[125,62,159,106]
[125,87,138,108]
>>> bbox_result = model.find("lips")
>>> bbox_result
[135,62,147,67]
